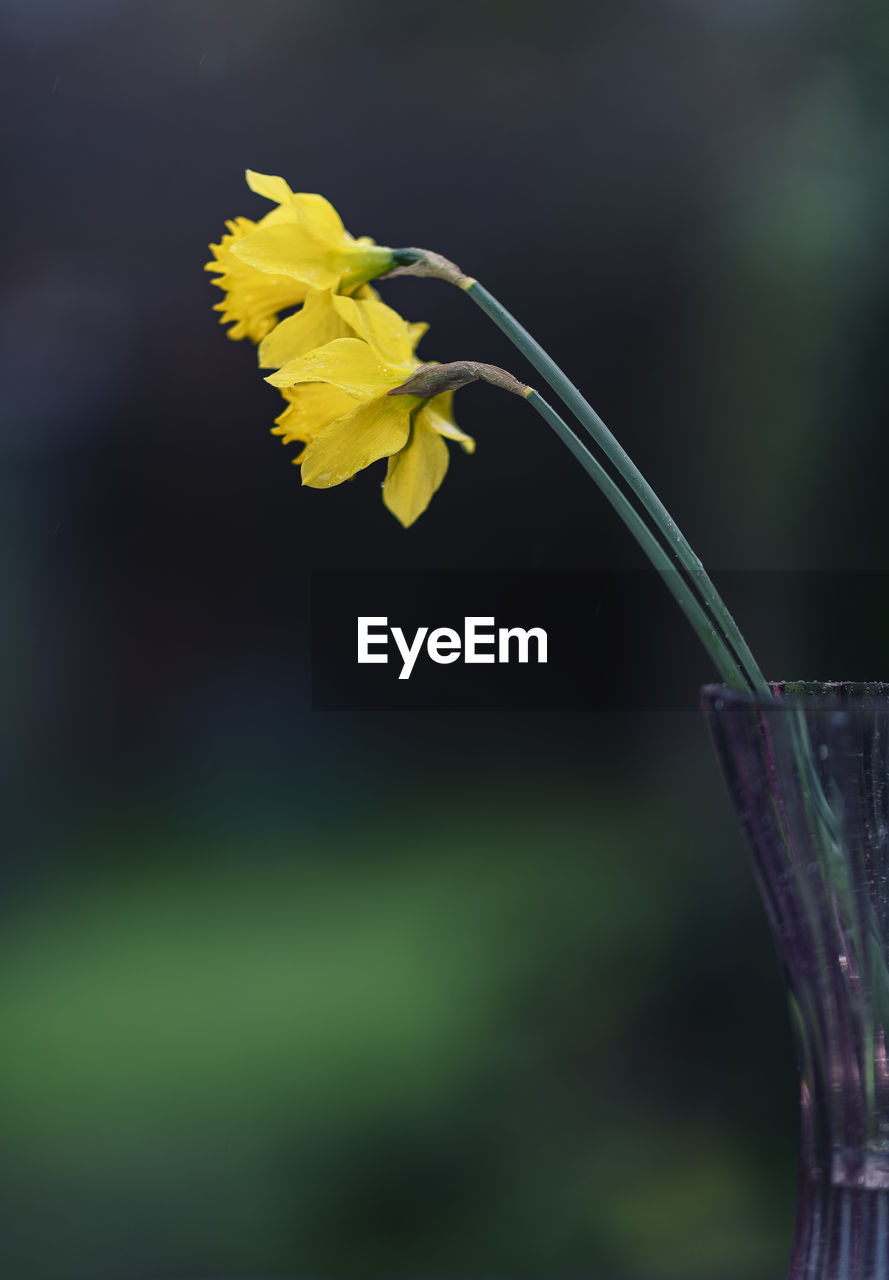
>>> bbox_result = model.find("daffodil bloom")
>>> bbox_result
[206,172,396,343]
[263,287,427,465]
[265,294,474,526]
[264,287,427,458]
[229,171,395,296]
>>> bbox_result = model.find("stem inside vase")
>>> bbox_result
[703,682,889,1279]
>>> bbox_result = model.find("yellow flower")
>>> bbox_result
[263,287,424,462]
[265,294,474,526]
[229,171,395,294]
[205,216,310,343]
[206,172,396,343]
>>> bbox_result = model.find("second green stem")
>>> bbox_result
[464,279,769,697]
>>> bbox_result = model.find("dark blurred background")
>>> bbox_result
[2,0,889,1276]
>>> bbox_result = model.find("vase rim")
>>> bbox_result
[701,680,889,711]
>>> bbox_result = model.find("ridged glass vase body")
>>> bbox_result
[703,682,889,1279]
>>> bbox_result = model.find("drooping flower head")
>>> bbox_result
[208,172,493,525]
[206,171,396,343]
[264,292,474,526]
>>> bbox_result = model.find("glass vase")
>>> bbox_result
[702,681,889,1279]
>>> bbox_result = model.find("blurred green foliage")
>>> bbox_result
[0,750,793,1278]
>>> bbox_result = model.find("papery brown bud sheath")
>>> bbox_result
[384,249,475,289]
[388,361,531,400]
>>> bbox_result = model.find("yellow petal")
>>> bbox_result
[300,395,415,488]
[266,337,413,398]
[231,221,343,289]
[272,383,358,445]
[255,172,389,257]
[417,391,475,453]
[382,416,450,527]
[245,170,298,207]
[408,321,429,352]
[256,202,302,229]
[246,172,350,243]
[258,289,352,369]
[331,294,423,366]
[292,192,349,244]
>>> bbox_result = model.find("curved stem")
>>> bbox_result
[527,391,747,688]
[464,280,770,697]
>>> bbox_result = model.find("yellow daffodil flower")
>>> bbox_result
[264,288,426,467]
[206,172,396,343]
[229,171,395,295]
[265,294,474,526]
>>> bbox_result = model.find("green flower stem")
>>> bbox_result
[527,391,747,687]
[464,280,770,698]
